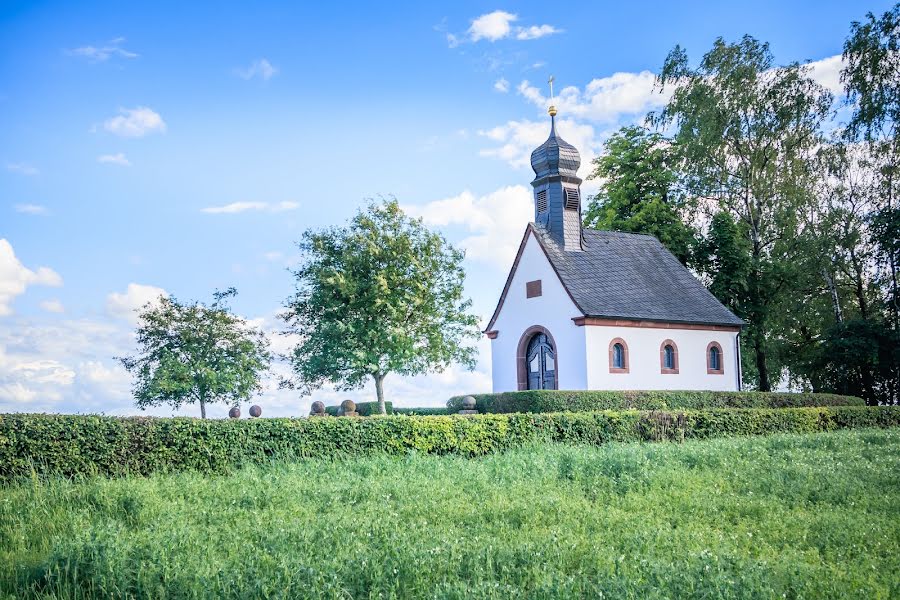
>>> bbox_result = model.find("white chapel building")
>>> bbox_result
[485,104,744,392]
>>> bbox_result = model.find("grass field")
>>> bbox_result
[2,429,899,599]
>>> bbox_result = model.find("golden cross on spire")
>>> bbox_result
[548,75,557,117]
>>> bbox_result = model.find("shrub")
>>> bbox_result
[393,407,449,416]
[0,406,896,480]
[447,390,864,414]
[325,401,393,416]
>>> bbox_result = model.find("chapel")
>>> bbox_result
[485,102,744,392]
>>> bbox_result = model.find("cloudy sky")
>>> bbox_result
[1,1,887,417]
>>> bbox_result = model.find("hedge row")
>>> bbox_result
[447,390,865,414]
[324,401,393,416]
[323,403,448,416]
[1,406,896,480]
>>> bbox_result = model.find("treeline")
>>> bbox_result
[584,6,900,404]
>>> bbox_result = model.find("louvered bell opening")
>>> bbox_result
[564,188,579,210]
[537,190,548,213]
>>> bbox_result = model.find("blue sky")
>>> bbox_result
[1,1,891,416]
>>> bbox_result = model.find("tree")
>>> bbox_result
[650,36,833,390]
[118,288,271,418]
[582,125,698,266]
[282,199,480,414]
[842,3,900,328]
[841,3,900,401]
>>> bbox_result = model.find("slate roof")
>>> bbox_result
[535,226,744,327]
[486,225,744,331]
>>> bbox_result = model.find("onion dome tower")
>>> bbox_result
[530,95,584,251]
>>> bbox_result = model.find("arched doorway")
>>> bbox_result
[525,332,556,390]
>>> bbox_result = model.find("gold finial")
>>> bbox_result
[548,75,557,116]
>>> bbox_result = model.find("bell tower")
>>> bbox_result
[529,79,584,251]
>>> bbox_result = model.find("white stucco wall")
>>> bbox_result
[584,326,740,391]
[489,230,587,392]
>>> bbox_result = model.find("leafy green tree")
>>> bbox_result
[282,199,480,414]
[842,3,900,328]
[118,289,271,419]
[650,36,832,390]
[583,125,698,265]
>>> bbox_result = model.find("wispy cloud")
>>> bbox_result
[97,153,131,166]
[6,162,39,176]
[66,37,138,63]
[448,11,563,46]
[201,201,299,214]
[103,107,166,138]
[494,78,510,93]
[515,25,561,40]
[235,59,278,81]
[14,204,48,215]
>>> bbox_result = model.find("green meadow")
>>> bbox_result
[2,429,899,599]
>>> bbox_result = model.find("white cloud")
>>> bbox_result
[6,162,39,176]
[97,153,131,166]
[103,107,166,138]
[518,72,671,124]
[14,204,48,215]
[40,299,64,314]
[453,10,561,45]
[469,10,518,42]
[404,185,533,269]
[235,58,278,81]
[516,24,562,40]
[494,78,510,93]
[201,201,299,214]
[807,54,844,96]
[0,239,62,317]
[106,283,167,323]
[67,37,138,62]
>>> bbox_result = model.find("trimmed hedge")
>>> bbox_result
[325,401,393,416]
[393,407,449,416]
[447,390,865,414]
[1,406,897,480]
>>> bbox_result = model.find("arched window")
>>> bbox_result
[660,339,679,374]
[707,342,724,375]
[614,344,625,367]
[608,338,629,373]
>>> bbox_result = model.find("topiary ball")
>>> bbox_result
[340,399,356,412]
[462,396,477,410]
[249,405,262,418]
[228,406,241,419]
[310,400,325,414]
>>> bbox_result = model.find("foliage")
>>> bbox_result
[2,430,899,598]
[117,288,271,419]
[582,126,699,266]
[324,401,393,416]
[392,406,449,416]
[0,406,895,480]
[282,199,481,414]
[804,319,900,404]
[650,36,832,391]
[842,3,900,144]
[447,390,864,414]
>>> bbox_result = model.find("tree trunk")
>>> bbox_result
[374,373,386,415]
[754,331,771,392]
[849,247,869,320]
[200,397,207,419]
[822,268,843,323]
